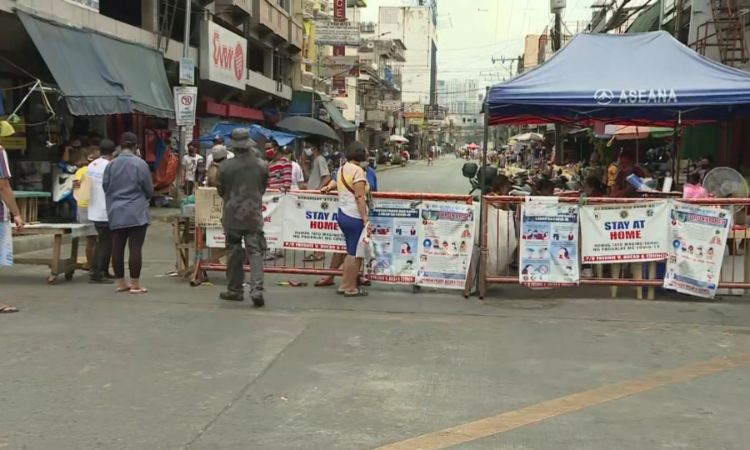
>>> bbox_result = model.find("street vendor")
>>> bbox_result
[609,150,646,198]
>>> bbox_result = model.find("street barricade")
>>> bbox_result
[190,188,474,291]
[479,195,750,300]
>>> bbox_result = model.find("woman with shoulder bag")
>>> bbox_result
[335,141,371,297]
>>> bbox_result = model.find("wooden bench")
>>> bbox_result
[13,223,96,284]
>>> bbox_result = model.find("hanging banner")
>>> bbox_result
[581,201,669,263]
[520,200,579,287]
[416,201,474,289]
[282,193,346,252]
[663,202,731,298]
[366,199,420,284]
[204,193,286,249]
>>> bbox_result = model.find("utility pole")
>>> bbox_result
[552,4,563,165]
[175,0,192,204]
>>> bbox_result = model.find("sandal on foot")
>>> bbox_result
[129,287,148,294]
[0,304,19,314]
[344,289,369,298]
[116,286,132,293]
[315,278,335,287]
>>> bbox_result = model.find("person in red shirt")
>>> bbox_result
[266,140,293,191]
[610,150,646,198]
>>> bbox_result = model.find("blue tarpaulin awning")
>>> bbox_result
[199,123,299,147]
[488,31,750,126]
[286,90,356,132]
[18,12,174,118]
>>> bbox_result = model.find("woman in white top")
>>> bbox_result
[334,142,370,297]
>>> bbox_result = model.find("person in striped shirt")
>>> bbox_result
[0,145,24,313]
[266,140,293,191]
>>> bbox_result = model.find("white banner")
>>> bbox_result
[64,0,99,12]
[315,21,361,46]
[319,55,359,78]
[416,201,474,289]
[205,193,286,249]
[367,199,421,284]
[200,20,247,90]
[520,200,579,287]
[663,202,731,298]
[581,201,670,263]
[282,193,347,252]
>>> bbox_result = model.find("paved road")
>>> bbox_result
[3,157,750,449]
[378,157,469,194]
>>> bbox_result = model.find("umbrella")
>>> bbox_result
[277,116,340,142]
[389,135,409,143]
[510,132,544,142]
[467,142,479,149]
[605,125,674,141]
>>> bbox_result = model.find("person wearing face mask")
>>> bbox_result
[305,141,331,191]
[694,155,713,183]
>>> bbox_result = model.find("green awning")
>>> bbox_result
[627,0,662,33]
[322,101,357,132]
[18,12,174,118]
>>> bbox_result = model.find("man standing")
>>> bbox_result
[266,140,293,191]
[0,144,24,313]
[181,141,203,196]
[305,141,331,190]
[217,128,269,306]
[86,139,115,284]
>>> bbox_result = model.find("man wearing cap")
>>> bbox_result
[0,143,24,313]
[205,145,229,188]
[87,139,116,283]
[205,136,234,184]
[217,128,269,306]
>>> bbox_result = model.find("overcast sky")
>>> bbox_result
[359,0,595,85]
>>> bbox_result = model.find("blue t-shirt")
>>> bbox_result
[366,166,378,192]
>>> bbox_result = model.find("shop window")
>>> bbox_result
[99,0,142,27]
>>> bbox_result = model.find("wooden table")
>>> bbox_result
[13,191,51,223]
[13,223,96,284]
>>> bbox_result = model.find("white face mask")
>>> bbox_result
[304,147,313,156]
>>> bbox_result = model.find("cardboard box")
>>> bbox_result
[194,187,224,226]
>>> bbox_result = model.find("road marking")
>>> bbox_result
[374,352,750,450]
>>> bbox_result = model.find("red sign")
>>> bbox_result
[333,0,346,20]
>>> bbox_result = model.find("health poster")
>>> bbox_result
[282,193,346,252]
[580,201,669,263]
[520,200,579,287]
[416,201,475,289]
[663,202,731,298]
[205,193,286,248]
[366,199,421,284]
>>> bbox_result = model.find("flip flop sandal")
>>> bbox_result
[337,289,346,295]
[344,289,369,298]
[116,286,132,293]
[129,287,148,295]
[0,304,19,314]
[315,278,336,287]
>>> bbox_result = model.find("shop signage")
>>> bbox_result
[64,0,99,12]
[173,86,198,127]
[200,20,247,90]
[319,56,359,78]
[315,21,361,47]
[179,57,195,85]
[379,100,401,112]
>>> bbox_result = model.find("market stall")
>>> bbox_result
[482,31,750,299]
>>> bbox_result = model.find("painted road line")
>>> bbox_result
[374,352,750,450]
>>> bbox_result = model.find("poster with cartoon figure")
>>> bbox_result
[416,201,474,289]
[366,199,420,284]
[663,202,731,298]
[520,199,579,287]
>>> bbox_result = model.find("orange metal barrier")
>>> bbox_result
[478,195,750,299]
[189,191,473,286]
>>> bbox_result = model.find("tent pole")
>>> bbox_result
[673,113,682,187]
[635,126,639,165]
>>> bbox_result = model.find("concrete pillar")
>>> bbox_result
[141,0,159,33]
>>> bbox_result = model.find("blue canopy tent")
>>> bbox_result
[199,123,299,147]
[488,32,750,127]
